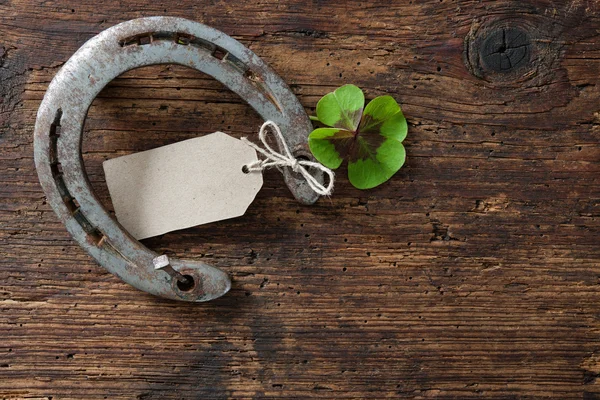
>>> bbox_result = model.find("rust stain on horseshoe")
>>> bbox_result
[33,17,321,302]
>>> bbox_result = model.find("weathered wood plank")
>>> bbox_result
[1,0,600,398]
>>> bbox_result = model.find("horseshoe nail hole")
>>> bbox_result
[50,124,61,137]
[70,197,81,210]
[89,230,106,246]
[119,35,141,47]
[50,162,63,177]
[176,275,195,292]
[49,108,63,137]
[139,35,152,45]
[176,34,191,45]
[213,48,227,60]
[244,69,259,81]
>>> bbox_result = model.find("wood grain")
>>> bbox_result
[1,0,600,398]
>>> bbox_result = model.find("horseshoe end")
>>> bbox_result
[161,258,232,302]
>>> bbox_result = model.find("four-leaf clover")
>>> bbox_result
[308,84,408,189]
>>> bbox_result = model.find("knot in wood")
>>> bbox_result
[464,21,541,83]
[481,27,530,72]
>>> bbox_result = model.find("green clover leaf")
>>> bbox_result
[308,85,408,189]
[315,84,364,131]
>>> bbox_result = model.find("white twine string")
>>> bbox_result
[241,121,334,196]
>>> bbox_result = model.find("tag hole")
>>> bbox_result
[176,275,195,292]
[242,165,249,174]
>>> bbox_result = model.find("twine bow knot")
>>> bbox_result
[241,121,334,196]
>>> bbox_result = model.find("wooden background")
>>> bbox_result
[1,0,600,398]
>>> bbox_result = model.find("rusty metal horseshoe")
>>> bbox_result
[34,17,320,302]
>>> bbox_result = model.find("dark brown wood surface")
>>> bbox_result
[2,1,600,398]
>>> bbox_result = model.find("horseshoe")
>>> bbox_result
[34,17,320,302]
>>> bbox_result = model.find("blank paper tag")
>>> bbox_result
[103,132,263,240]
